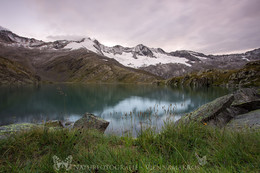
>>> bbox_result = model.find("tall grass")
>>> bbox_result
[0,123,259,172]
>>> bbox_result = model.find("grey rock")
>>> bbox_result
[232,88,260,110]
[0,123,41,139]
[62,121,74,129]
[73,113,109,132]
[64,121,73,126]
[45,120,63,128]
[177,94,234,124]
[227,109,260,129]
[207,106,247,127]
[177,88,260,129]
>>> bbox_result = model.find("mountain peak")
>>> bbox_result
[0,26,10,32]
[134,44,154,57]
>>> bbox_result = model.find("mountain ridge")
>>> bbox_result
[0,25,259,80]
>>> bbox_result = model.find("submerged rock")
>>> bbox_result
[73,113,109,132]
[177,88,260,129]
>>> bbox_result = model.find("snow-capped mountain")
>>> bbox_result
[63,38,194,68]
[0,26,81,50]
[0,26,259,79]
[61,37,260,78]
[0,27,199,68]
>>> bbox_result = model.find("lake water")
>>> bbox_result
[0,84,230,136]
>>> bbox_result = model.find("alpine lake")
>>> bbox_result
[0,84,231,136]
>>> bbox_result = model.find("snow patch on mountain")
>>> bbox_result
[191,54,207,60]
[103,50,191,68]
[64,38,99,53]
[62,38,191,68]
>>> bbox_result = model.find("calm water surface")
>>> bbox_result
[0,84,230,136]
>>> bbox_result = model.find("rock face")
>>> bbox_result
[232,88,260,110]
[165,60,260,88]
[227,110,260,129]
[177,88,260,129]
[73,113,109,132]
[45,120,63,128]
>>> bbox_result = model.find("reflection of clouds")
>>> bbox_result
[98,96,191,115]
[38,96,189,136]
[93,96,188,136]
[64,114,81,122]
[104,113,181,137]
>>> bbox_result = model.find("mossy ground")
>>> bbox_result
[0,122,259,172]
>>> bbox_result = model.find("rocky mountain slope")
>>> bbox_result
[0,25,259,82]
[0,45,161,84]
[163,60,260,88]
[0,56,39,85]
[0,27,162,84]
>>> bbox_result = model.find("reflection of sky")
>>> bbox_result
[95,96,191,115]
[91,96,189,136]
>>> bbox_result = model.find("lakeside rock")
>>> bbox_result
[73,113,109,133]
[0,123,41,139]
[45,120,63,128]
[0,113,110,139]
[227,109,260,129]
[177,88,260,129]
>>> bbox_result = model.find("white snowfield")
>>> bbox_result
[64,38,100,53]
[103,51,191,68]
[192,54,207,60]
[64,38,192,68]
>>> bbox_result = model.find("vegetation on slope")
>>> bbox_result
[0,46,162,84]
[38,50,161,83]
[162,60,260,88]
[0,56,40,85]
[0,123,259,172]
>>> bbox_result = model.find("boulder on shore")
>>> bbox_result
[73,113,109,132]
[177,88,260,129]
[45,120,63,128]
[227,109,260,129]
[0,123,41,139]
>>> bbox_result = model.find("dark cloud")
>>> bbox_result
[0,0,260,54]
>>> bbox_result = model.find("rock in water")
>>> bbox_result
[73,113,109,132]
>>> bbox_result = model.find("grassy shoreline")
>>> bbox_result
[0,122,259,172]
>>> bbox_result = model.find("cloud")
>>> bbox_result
[0,0,259,54]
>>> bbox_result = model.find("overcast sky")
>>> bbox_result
[0,0,260,54]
